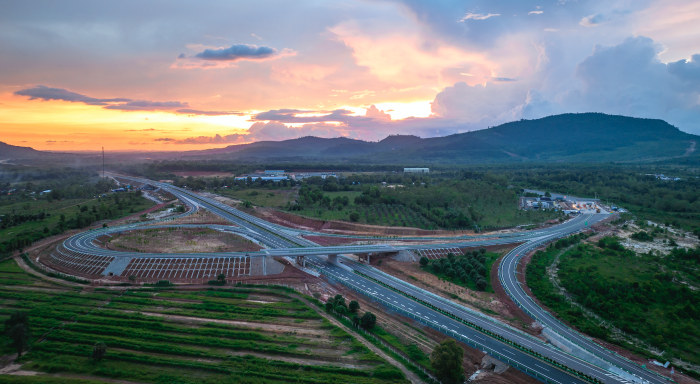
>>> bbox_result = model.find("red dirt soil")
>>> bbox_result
[488,245,541,336]
[109,202,167,225]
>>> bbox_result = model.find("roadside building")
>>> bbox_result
[234,175,288,182]
[292,172,337,180]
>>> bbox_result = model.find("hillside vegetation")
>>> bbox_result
[0,168,165,257]
[176,113,696,164]
[528,236,700,371]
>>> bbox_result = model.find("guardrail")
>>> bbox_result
[498,232,674,384]
[344,257,542,344]
[350,269,602,384]
[313,264,601,384]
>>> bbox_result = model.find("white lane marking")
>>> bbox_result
[534,364,549,371]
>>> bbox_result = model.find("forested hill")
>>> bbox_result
[0,141,42,159]
[186,113,697,164]
[3,113,697,165]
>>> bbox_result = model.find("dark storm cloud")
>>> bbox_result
[251,109,373,123]
[194,44,278,61]
[176,108,246,116]
[16,85,190,112]
[667,54,700,87]
[14,85,131,105]
[104,100,189,111]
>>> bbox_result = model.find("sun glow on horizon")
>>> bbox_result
[369,101,433,120]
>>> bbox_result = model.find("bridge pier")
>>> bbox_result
[358,253,371,264]
[327,254,338,263]
[295,255,306,267]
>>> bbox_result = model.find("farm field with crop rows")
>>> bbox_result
[0,258,407,384]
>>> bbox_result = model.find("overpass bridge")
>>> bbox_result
[42,173,671,384]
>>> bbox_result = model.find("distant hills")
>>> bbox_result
[2,113,698,165]
[0,141,42,159]
[186,113,698,164]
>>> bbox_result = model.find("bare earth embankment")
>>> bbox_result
[105,227,262,253]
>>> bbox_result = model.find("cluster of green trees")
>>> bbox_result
[5,311,31,357]
[71,192,146,229]
[420,249,489,291]
[429,339,464,384]
[0,190,150,255]
[0,167,99,192]
[295,185,349,209]
[288,170,552,229]
[630,231,655,241]
[0,210,48,229]
[174,174,298,191]
[324,294,377,329]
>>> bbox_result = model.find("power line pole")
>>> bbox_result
[102,147,105,179]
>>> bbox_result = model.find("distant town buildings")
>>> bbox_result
[234,174,288,181]
[404,168,429,173]
[646,173,681,181]
[234,170,338,181]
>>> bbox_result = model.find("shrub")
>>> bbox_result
[360,312,376,329]
[430,339,465,384]
[373,365,405,380]
[630,231,654,242]
[92,341,107,362]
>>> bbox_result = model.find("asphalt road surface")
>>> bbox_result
[55,173,669,384]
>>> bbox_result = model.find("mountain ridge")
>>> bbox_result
[183,113,696,163]
[2,113,697,164]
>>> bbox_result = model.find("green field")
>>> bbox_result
[527,235,700,371]
[212,188,295,208]
[290,180,560,229]
[0,259,407,384]
[419,250,499,292]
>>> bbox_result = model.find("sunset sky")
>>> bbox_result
[1,0,700,151]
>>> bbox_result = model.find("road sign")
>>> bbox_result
[584,221,588,226]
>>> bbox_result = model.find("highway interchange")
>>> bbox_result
[55,174,670,384]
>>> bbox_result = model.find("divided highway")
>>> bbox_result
[55,174,668,384]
